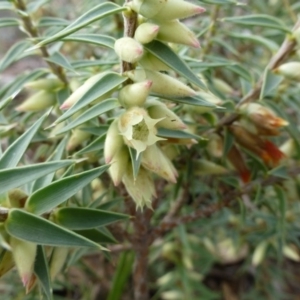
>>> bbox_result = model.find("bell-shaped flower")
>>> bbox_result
[122,166,156,210]
[118,107,164,158]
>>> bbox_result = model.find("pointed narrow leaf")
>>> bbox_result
[55,98,119,135]
[0,18,19,28]
[54,207,128,230]
[75,133,106,155]
[0,161,74,194]
[5,209,105,249]
[75,228,117,244]
[34,245,52,300]
[0,40,31,72]
[34,3,126,47]
[0,110,50,169]
[157,128,203,140]
[222,14,290,32]
[38,17,70,27]
[32,137,68,192]
[63,34,115,49]
[0,2,14,10]
[144,40,206,89]
[26,165,109,215]
[55,72,126,124]
[260,69,283,99]
[45,52,76,73]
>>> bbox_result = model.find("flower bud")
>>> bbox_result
[280,138,295,158]
[118,107,164,158]
[10,237,37,287]
[125,69,196,97]
[212,78,234,94]
[146,99,186,130]
[239,103,288,136]
[66,128,91,151]
[60,73,106,110]
[134,23,159,44]
[194,159,228,175]
[109,146,130,186]
[122,166,156,209]
[25,78,64,91]
[104,119,125,164]
[49,247,69,280]
[274,62,300,80]
[252,241,268,266]
[283,244,300,261]
[207,134,223,158]
[141,144,178,182]
[118,80,152,108]
[157,20,200,48]
[114,37,144,63]
[8,189,28,208]
[130,0,205,21]
[138,52,170,71]
[16,90,56,112]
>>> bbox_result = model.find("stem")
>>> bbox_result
[13,0,68,85]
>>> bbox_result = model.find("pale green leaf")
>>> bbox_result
[38,17,70,27]
[5,209,104,249]
[0,2,14,10]
[75,228,117,244]
[0,18,19,28]
[157,128,203,140]
[222,14,291,32]
[75,133,106,155]
[144,40,206,90]
[34,245,52,300]
[54,72,126,124]
[0,160,74,194]
[26,165,109,215]
[55,98,119,135]
[0,40,32,72]
[260,69,283,99]
[34,3,126,47]
[63,34,115,49]
[0,110,50,169]
[45,51,77,73]
[27,0,49,13]
[54,207,128,230]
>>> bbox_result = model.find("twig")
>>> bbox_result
[149,165,300,243]
[212,19,300,131]
[13,0,68,85]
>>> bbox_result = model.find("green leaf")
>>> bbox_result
[75,133,106,155]
[0,160,74,194]
[222,14,291,32]
[0,18,19,28]
[34,3,126,47]
[228,32,279,53]
[54,207,128,230]
[260,69,283,99]
[55,98,119,135]
[34,245,52,300]
[201,0,238,4]
[0,110,50,169]
[27,0,49,13]
[0,40,32,72]
[5,209,105,249]
[45,51,76,73]
[26,165,109,215]
[54,72,126,124]
[157,128,203,140]
[72,59,118,69]
[268,165,289,179]
[144,40,206,90]
[38,17,70,27]
[0,69,48,103]
[0,2,14,10]
[63,34,115,49]
[75,228,117,244]
[107,252,135,300]
[223,128,234,157]
[31,137,68,192]
[128,147,141,181]
[152,94,217,107]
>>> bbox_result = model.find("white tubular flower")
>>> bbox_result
[141,144,178,183]
[122,166,156,210]
[118,107,164,157]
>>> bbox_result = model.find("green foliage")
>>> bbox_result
[1,0,300,299]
